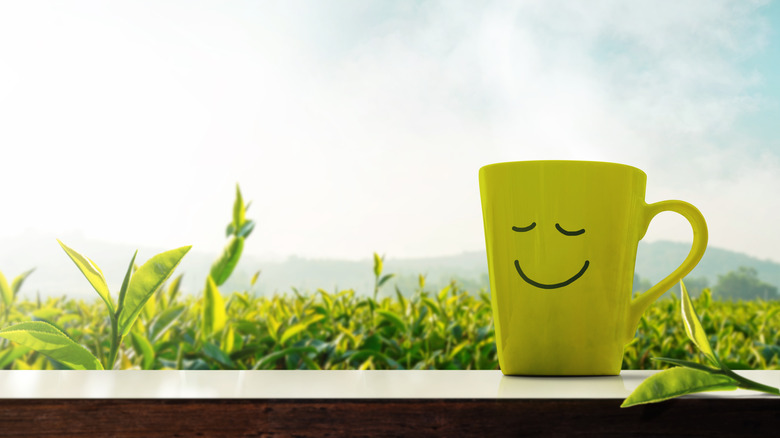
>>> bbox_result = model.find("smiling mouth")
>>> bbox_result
[514,260,590,289]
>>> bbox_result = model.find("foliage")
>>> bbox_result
[713,266,778,301]
[0,187,777,372]
[623,289,780,371]
[0,244,190,370]
[0,276,777,371]
[622,281,779,407]
[0,268,34,321]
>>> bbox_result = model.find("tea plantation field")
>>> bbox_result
[1,187,776,371]
[0,280,777,371]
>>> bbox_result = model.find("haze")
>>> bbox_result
[1,1,779,267]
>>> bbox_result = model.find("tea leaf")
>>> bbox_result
[652,357,719,373]
[149,305,186,343]
[210,236,244,286]
[167,274,183,305]
[0,345,30,369]
[11,268,35,297]
[0,271,11,308]
[348,349,404,369]
[233,183,245,231]
[130,331,155,369]
[237,220,255,238]
[118,246,191,337]
[57,240,115,315]
[202,276,227,336]
[222,325,236,354]
[437,285,451,302]
[117,251,138,317]
[621,367,738,407]
[280,324,308,346]
[373,253,383,278]
[0,321,103,370]
[202,341,234,368]
[377,309,406,332]
[280,315,325,345]
[395,286,407,313]
[250,270,261,287]
[422,297,441,316]
[318,289,333,313]
[378,274,394,288]
[253,346,317,370]
[681,280,718,366]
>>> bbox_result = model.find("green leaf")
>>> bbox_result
[233,184,245,231]
[250,270,261,287]
[202,341,234,368]
[280,315,325,345]
[57,240,115,315]
[280,324,308,346]
[438,285,451,302]
[680,280,718,366]
[318,288,333,311]
[202,276,227,337]
[348,349,404,369]
[225,222,236,237]
[210,236,244,286]
[149,305,186,343]
[166,274,183,305]
[378,273,394,288]
[0,271,12,308]
[395,286,407,312]
[373,253,382,278]
[237,220,255,238]
[11,268,35,297]
[253,346,317,370]
[0,321,103,370]
[118,246,191,337]
[621,367,738,407]
[652,357,719,373]
[117,250,138,318]
[130,331,155,370]
[377,309,407,333]
[0,345,30,369]
[422,297,441,316]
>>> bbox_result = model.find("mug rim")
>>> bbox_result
[479,160,646,177]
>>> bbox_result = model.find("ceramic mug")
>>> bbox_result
[479,161,707,375]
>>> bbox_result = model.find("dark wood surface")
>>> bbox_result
[0,398,778,437]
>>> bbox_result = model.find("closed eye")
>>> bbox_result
[512,222,536,232]
[556,223,585,236]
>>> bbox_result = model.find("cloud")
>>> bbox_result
[276,0,779,258]
[0,0,777,262]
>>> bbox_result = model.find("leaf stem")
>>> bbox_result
[107,315,121,370]
[718,367,780,395]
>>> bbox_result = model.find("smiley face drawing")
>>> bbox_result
[511,222,590,289]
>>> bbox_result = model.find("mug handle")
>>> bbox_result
[624,200,708,344]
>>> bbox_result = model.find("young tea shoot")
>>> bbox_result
[621,280,780,407]
[201,184,255,340]
[0,268,34,321]
[0,243,190,370]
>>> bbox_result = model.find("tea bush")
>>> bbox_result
[0,281,777,371]
[0,185,776,370]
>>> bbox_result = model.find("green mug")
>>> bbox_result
[479,161,708,375]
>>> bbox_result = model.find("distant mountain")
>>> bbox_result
[1,232,778,300]
[634,241,780,290]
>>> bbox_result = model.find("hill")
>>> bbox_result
[1,232,778,300]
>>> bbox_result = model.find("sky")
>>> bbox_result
[1,0,779,265]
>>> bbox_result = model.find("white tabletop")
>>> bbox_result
[0,370,777,399]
